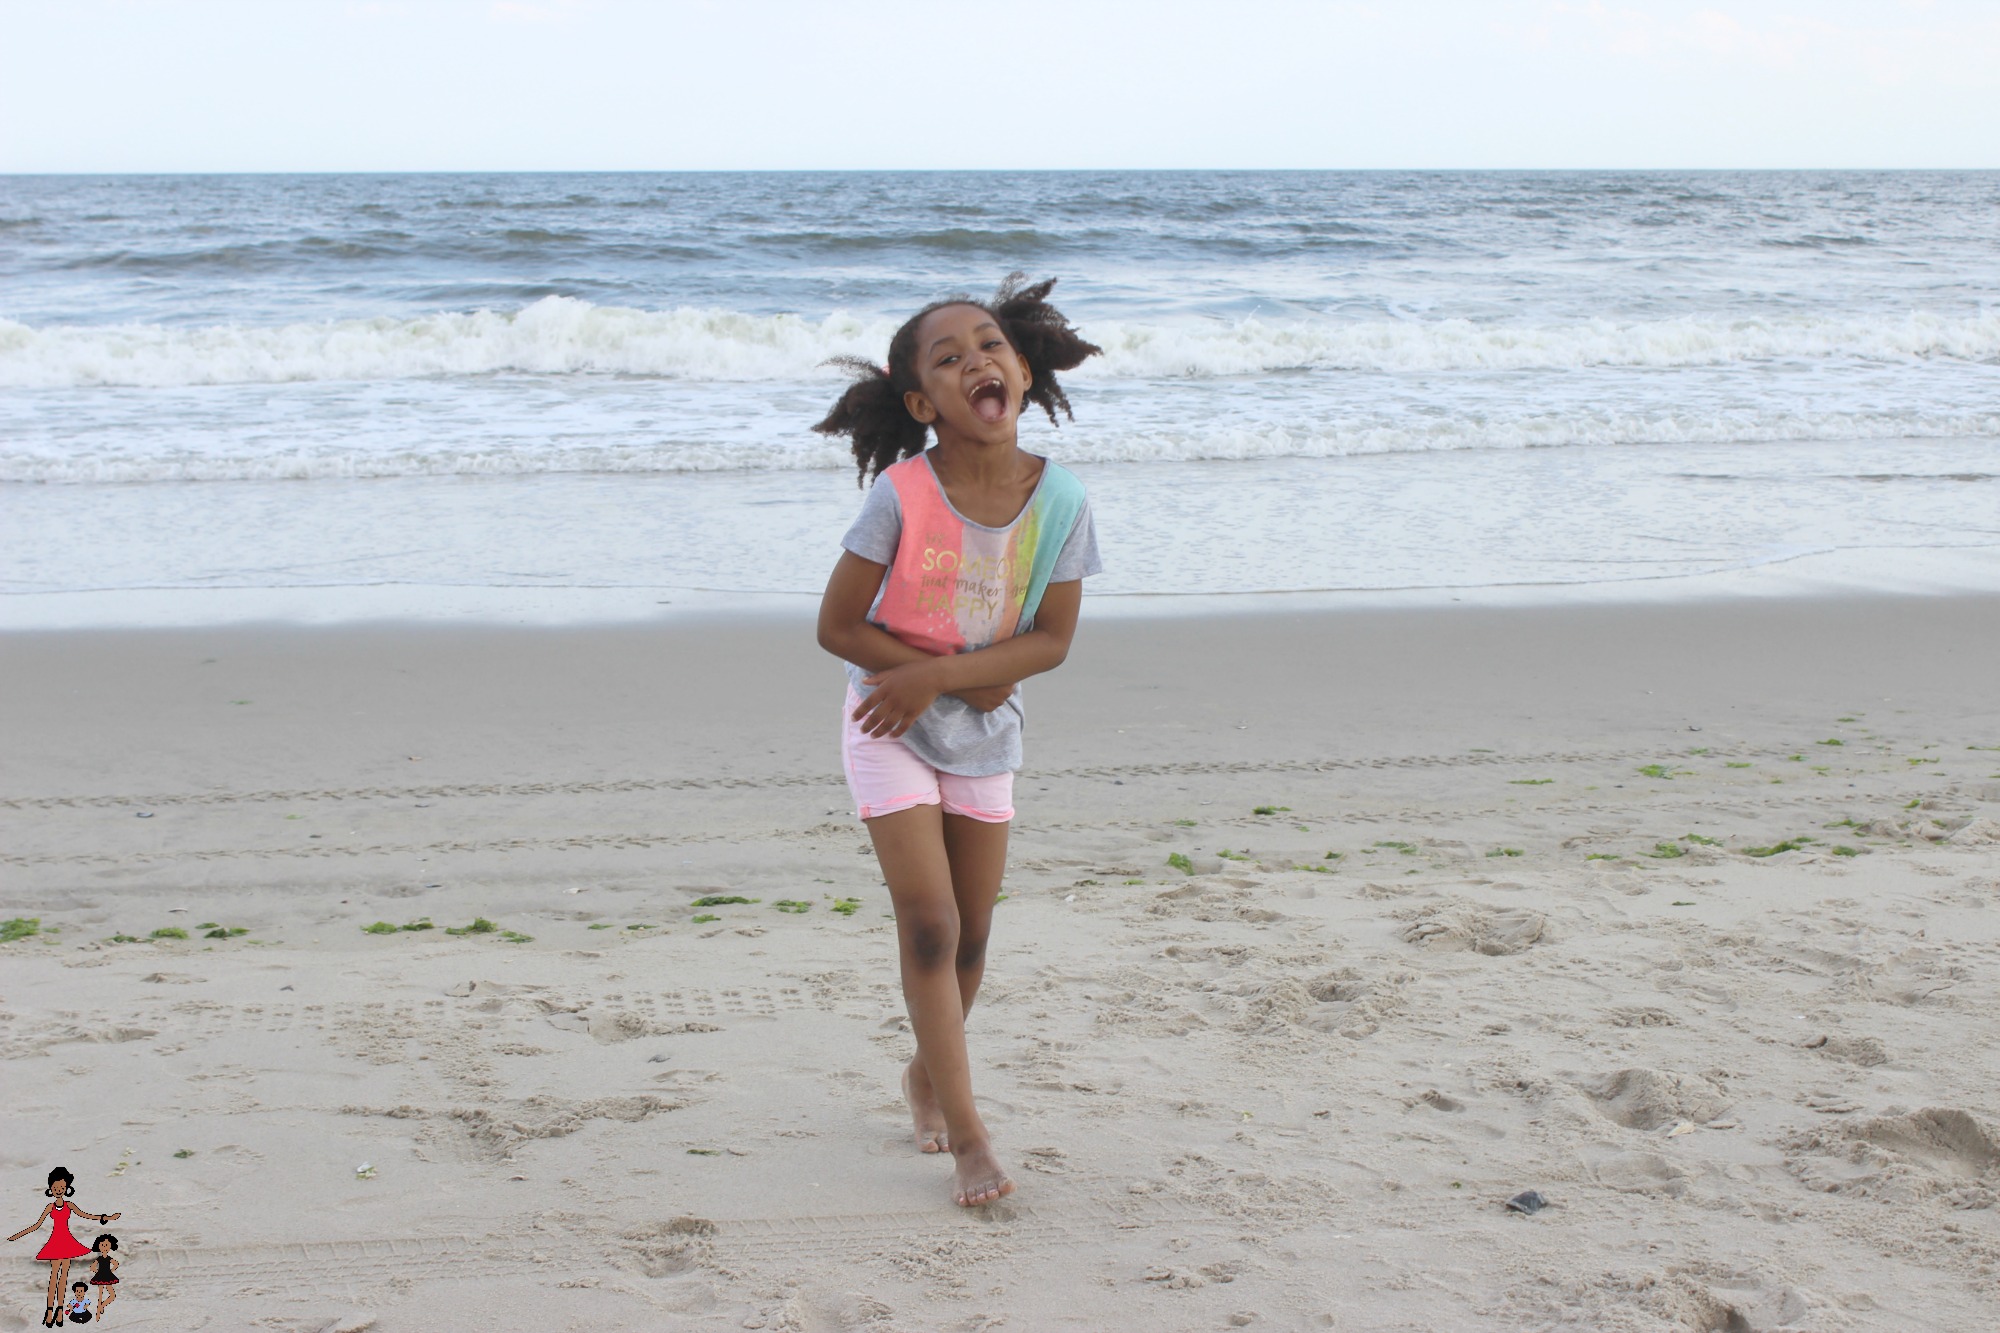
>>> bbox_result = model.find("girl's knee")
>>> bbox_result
[901,916,959,971]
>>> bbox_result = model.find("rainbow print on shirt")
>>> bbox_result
[871,454,1087,658]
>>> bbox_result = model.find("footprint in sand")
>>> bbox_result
[1399,903,1551,955]
[1785,1106,2000,1206]
[1585,1068,1732,1131]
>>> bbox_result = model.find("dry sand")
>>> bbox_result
[3,597,1999,1332]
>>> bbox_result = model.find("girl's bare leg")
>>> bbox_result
[901,812,1010,1152]
[50,1259,67,1323]
[98,1283,114,1317]
[866,804,1015,1206]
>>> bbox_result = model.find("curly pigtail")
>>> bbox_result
[989,272,1102,427]
[813,356,929,485]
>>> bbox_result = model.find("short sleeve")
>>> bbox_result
[839,476,903,565]
[1049,496,1103,581]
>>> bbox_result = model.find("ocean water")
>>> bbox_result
[3,170,1998,625]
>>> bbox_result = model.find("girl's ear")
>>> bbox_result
[902,389,937,424]
[1016,349,1032,392]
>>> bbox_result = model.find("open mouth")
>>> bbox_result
[968,377,1009,424]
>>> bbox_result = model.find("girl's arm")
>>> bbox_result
[817,553,1016,712]
[848,580,1082,739]
[7,1204,51,1241]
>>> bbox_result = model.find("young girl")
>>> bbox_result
[815,274,1103,1208]
[86,1234,119,1321]
[8,1168,120,1327]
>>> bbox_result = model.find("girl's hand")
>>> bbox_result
[949,683,1017,714]
[854,662,945,738]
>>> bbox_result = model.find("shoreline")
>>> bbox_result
[4,595,1998,1329]
[6,538,2000,632]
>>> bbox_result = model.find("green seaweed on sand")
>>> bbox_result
[686,1148,720,1156]
[1837,716,1859,723]
[445,917,498,936]
[1586,853,1621,862]
[499,930,533,943]
[1123,878,1144,885]
[1824,817,1859,829]
[1683,833,1721,845]
[151,927,189,940]
[1172,818,1197,827]
[588,922,616,930]
[173,1149,194,1159]
[1671,900,1696,907]
[1252,805,1290,816]
[108,934,142,944]
[1637,765,1672,779]
[1744,838,1813,858]
[1726,762,1752,769]
[1323,851,1343,860]
[690,895,759,907]
[1167,852,1194,874]
[1832,846,1861,857]
[830,898,862,916]
[1509,779,1553,785]
[203,926,248,939]
[1297,863,1336,874]
[1689,747,1709,756]
[692,914,719,924]
[1643,843,1685,859]
[196,921,218,930]
[1817,738,1844,747]
[1487,848,1524,858]
[1904,798,1922,809]
[1217,848,1252,862]
[0,917,39,943]
[1908,757,1939,767]
[625,923,654,931]
[773,900,812,914]
[1373,840,1417,855]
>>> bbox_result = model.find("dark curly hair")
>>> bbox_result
[814,273,1102,484]
[46,1167,74,1197]
[93,1234,118,1251]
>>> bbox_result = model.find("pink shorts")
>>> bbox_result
[841,689,1014,823]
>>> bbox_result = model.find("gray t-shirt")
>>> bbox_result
[840,452,1103,776]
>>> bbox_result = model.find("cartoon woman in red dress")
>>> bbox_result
[8,1168,120,1327]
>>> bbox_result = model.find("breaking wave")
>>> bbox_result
[4,297,1997,389]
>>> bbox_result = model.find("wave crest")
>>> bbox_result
[3,297,1997,389]
[10,409,1996,484]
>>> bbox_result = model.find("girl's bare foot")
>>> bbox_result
[902,1058,949,1153]
[951,1139,1015,1207]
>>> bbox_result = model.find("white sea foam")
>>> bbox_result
[4,298,1998,389]
[9,409,1996,484]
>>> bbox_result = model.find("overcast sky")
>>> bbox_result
[2,0,1996,172]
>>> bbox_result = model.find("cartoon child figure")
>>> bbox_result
[7,1168,120,1328]
[64,1283,92,1324]
[86,1235,119,1321]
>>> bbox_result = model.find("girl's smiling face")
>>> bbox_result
[903,304,1032,445]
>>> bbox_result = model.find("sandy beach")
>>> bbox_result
[4,596,1999,1331]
